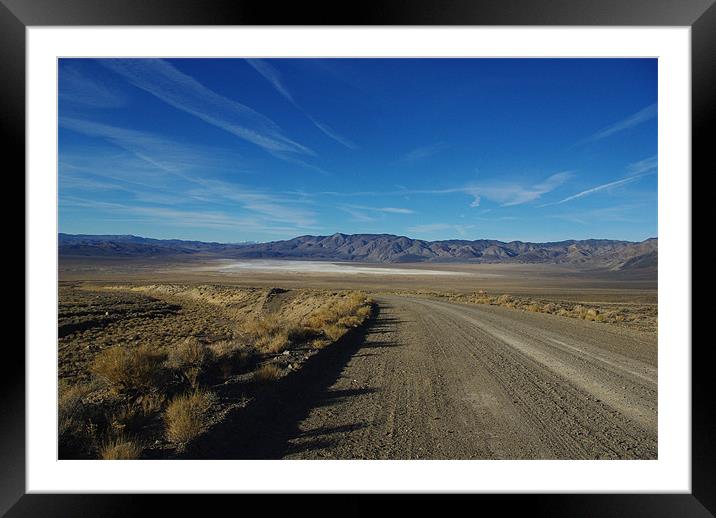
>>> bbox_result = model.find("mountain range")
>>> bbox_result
[58,233,657,270]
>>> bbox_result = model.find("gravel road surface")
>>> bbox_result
[282,296,657,459]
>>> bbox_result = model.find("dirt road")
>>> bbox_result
[280,296,657,460]
[188,295,657,459]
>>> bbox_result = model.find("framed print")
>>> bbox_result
[7,0,709,514]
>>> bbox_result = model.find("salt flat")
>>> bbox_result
[210,260,479,276]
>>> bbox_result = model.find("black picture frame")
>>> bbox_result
[5,0,708,514]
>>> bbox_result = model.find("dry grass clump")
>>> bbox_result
[208,340,250,379]
[165,337,213,388]
[100,436,143,460]
[208,339,241,359]
[164,389,216,443]
[234,291,371,359]
[110,405,148,435]
[309,338,330,350]
[541,302,556,313]
[59,379,166,459]
[304,292,372,341]
[110,393,165,435]
[137,392,166,414]
[496,294,513,305]
[239,314,304,354]
[569,305,600,321]
[58,380,94,438]
[58,379,108,458]
[323,323,348,341]
[90,344,166,393]
[252,363,282,383]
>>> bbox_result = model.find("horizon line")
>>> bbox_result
[58,231,658,246]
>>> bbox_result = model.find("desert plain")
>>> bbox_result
[58,256,657,460]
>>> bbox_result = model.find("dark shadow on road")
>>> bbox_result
[182,303,398,459]
[293,421,371,438]
[309,387,378,409]
[359,341,402,349]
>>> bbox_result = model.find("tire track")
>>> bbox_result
[281,296,657,459]
[409,298,655,458]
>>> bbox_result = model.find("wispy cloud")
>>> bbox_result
[343,205,414,214]
[302,171,571,209]
[408,223,451,233]
[462,171,572,207]
[61,196,314,236]
[547,205,647,225]
[542,157,657,207]
[546,176,643,206]
[340,207,377,223]
[246,59,296,103]
[101,59,319,166]
[59,117,222,175]
[59,149,200,198]
[339,204,414,222]
[306,117,357,149]
[376,207,414,214]
[186,178,318,227]
[59,63,126,108]
[400,142,450,162]
[408,223,474,238]
[60,119,319,228]
[61,197,242,229]
[247,59,357,149]
[626,155,658,176]
[59,171,137,194]
[582,103,657,143]
[474,215,521,222]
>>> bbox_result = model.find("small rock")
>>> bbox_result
[282,350,290,355]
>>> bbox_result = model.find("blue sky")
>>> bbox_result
[59,58,657,243]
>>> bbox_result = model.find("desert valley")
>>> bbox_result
[58,232,657,460]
